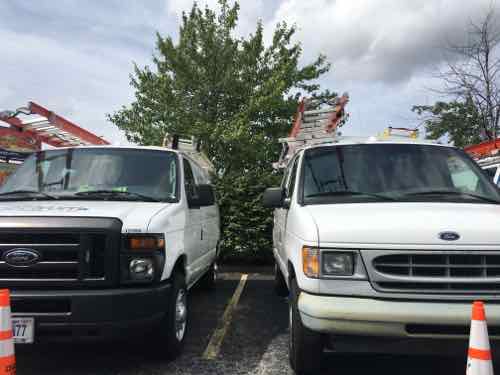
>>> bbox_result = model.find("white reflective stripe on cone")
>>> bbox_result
[0,339,14,358]
[467,357,494,375]
[469,320,491,351]
[0,307,11,333]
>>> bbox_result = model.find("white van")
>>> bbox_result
[0,144,220,357]
[264,136,500,374]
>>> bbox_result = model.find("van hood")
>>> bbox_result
[0,200,170,233]
[305,202,500,246]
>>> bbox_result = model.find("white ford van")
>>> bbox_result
[264,136,500,374]
[0,143,219,357]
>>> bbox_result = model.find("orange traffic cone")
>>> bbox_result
[0,290,14,375]
[467,301,494,375]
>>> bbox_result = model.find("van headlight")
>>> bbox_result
[322,252,354,276]
[129,258,155,281]
[302,247,367,279]
[121,234,165,284]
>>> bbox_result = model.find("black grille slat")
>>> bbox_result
[372,253,500,293]
[11,298,71,313]
[0,233,79,245]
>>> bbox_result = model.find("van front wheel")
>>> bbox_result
[157,271,188,359]
[289,278,323,374]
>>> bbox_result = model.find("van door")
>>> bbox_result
[192,162,218,270]
[275,155,300,267]
[182,158,203,285]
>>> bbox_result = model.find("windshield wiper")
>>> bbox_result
[404,190,500,204]
[0,190,58,200]
[73,190,161,202]
[306,190,396,201]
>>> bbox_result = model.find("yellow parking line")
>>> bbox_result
[203,273,248,360]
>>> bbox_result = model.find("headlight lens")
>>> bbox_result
[129,258,155,281]
[322,252,354,276]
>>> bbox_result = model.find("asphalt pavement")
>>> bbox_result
[15,268,483,374]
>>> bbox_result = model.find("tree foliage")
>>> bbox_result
[109,0,333,262]
[412,97,485,148]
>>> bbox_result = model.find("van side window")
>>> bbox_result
[285,157,300,199]
[191,161,209,184]
[183,158,198,199]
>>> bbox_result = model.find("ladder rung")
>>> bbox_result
[304,115,331,123]
[302,119,327,126]
[304,108,335,116]
[301,122,327,129]
[24,121,51,129]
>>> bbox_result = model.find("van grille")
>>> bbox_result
[0,217,122,288]
[367,252,500,293]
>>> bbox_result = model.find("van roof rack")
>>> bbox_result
[274,93,349,169]
[163,133,214,174]
[381,127,419,139]
[0,101,109,147]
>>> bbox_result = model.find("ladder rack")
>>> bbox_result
[163,133,214,176]
[274,93,349,169]
[0,102,109,147]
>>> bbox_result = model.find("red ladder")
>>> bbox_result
[0,102,109,147]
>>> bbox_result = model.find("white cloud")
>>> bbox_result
[267,0,499,83]
[0,28,135,143]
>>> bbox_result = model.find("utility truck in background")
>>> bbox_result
[0,104,220,357]
[264,95,500,374]
[465,138,500,185]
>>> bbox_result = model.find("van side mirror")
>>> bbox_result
[262,187,285,208]
[188,184,215,207]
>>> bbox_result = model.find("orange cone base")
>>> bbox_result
[0,354,15,375]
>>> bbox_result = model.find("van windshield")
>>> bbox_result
[302,144,500,204]
[0,148,178,202]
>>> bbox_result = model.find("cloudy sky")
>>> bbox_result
[1,0,498,144]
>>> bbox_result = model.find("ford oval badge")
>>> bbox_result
[439,232,460,241]
[4,249,41,267]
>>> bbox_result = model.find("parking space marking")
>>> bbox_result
[203,273,248,360]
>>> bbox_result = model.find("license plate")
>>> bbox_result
[12,318,34,344]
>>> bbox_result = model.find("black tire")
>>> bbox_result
[274,263,288,297]
[289,278,323,375]
[157,271,188,359]
[198,262,217,290]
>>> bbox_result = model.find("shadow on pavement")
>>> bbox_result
[16,278,238,375]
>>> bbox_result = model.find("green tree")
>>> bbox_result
[109,0,334,262]
[412,97,485,148]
